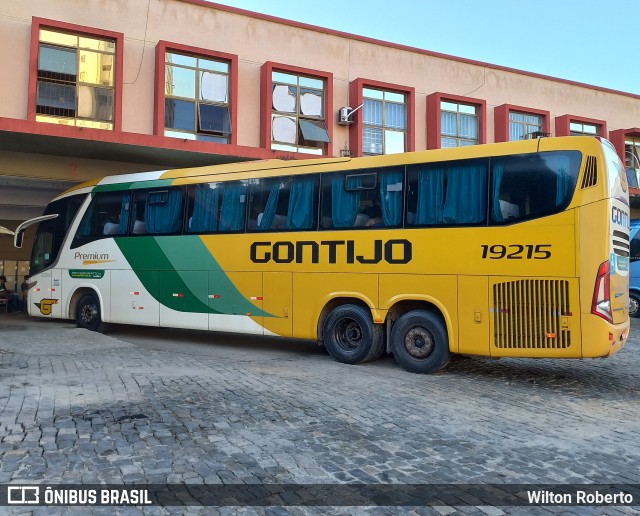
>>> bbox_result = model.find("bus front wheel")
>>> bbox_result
[391,310,450,374]
[323,304,383,364]
[76,293,106,333]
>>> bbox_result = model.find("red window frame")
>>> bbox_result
[609,127,640,197]
[28,17,124,132]
[494,104,550,142]
[347,78,415,157]
[426,92,486,149]
[609,127,640,165]
[154,41,238,145]
[555,114,606,137]
[260,61,333,156]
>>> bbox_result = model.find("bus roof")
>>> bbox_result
[57,136,605,199]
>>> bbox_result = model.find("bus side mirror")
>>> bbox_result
[14,229,24,248]
[13,214,59,249]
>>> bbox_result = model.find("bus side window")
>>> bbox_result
[218,181,247,232]
[76,191,130,238]
[490,151,580,224]
[248,175,317,232]
[406,159,487,226]
[321,167,403,229]
[132,187,184,235]
[131,197,147,234]
[187,183,220,233]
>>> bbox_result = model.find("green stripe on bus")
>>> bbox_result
[114,236,272,317]
[115,236,212,313]
[156,237,273,317]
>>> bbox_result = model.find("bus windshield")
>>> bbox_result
[30,194,86,275]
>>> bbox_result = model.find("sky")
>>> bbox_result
[209,0,640,95]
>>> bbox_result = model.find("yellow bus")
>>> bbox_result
[15,136,630,373]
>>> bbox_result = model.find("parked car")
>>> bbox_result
[629,219,640,317]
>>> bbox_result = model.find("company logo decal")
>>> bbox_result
[250,239,413,265]
[35,298,58,315]
[74,252,114,266]
[611,206,629,228]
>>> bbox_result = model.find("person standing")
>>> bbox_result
[0,275,19,313]
[20,275,29,312]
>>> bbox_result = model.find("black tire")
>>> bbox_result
[323,304,384,364]
[76,293,106,332]
[390,310,451,374]
[630,293,640,318]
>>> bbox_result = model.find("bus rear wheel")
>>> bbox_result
[76,293,106,333]
[391,310,450,374]
[323,304,383,364]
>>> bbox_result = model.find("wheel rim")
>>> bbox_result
[404,325,434,359]
[630,297,639,317]
[80,302,98,326]
[334,318,363,352]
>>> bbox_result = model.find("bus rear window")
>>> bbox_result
[490,151,581,224]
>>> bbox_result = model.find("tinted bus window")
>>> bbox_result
[248,175,318,231]
[320,167,403,229]
[131,187,184,235]
[76,191,131,237]
[406,159,487,226]
[490,151,580,224]
[186,181,248,233]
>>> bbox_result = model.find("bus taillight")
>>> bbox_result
[591,261,612,323]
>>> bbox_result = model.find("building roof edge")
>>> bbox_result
[179,0,640,101]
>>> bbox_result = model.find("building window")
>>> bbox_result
[509,112,544,141]
[270,71,330,155]
[440,101,479,147]
[35,28,115,129]
[494,105,549,143]
[626,137,640,188]
[164,52,231,143]
[570,122,599,136]
[362,88,406,155]
[554,115,605,139]
[627,137,640,169]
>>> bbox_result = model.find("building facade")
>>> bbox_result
[1,0,640,271]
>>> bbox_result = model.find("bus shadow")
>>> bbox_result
[444,354,639,397]
[105,323,327,359]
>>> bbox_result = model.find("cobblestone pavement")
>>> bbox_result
[1,313,639,515]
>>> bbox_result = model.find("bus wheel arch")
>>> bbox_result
[72,288,107,333]
[318,298,384,364]
[390,309,451,374]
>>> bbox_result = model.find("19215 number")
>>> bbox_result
[481,244,551,259]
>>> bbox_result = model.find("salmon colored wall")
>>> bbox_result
[1,0,639,157]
